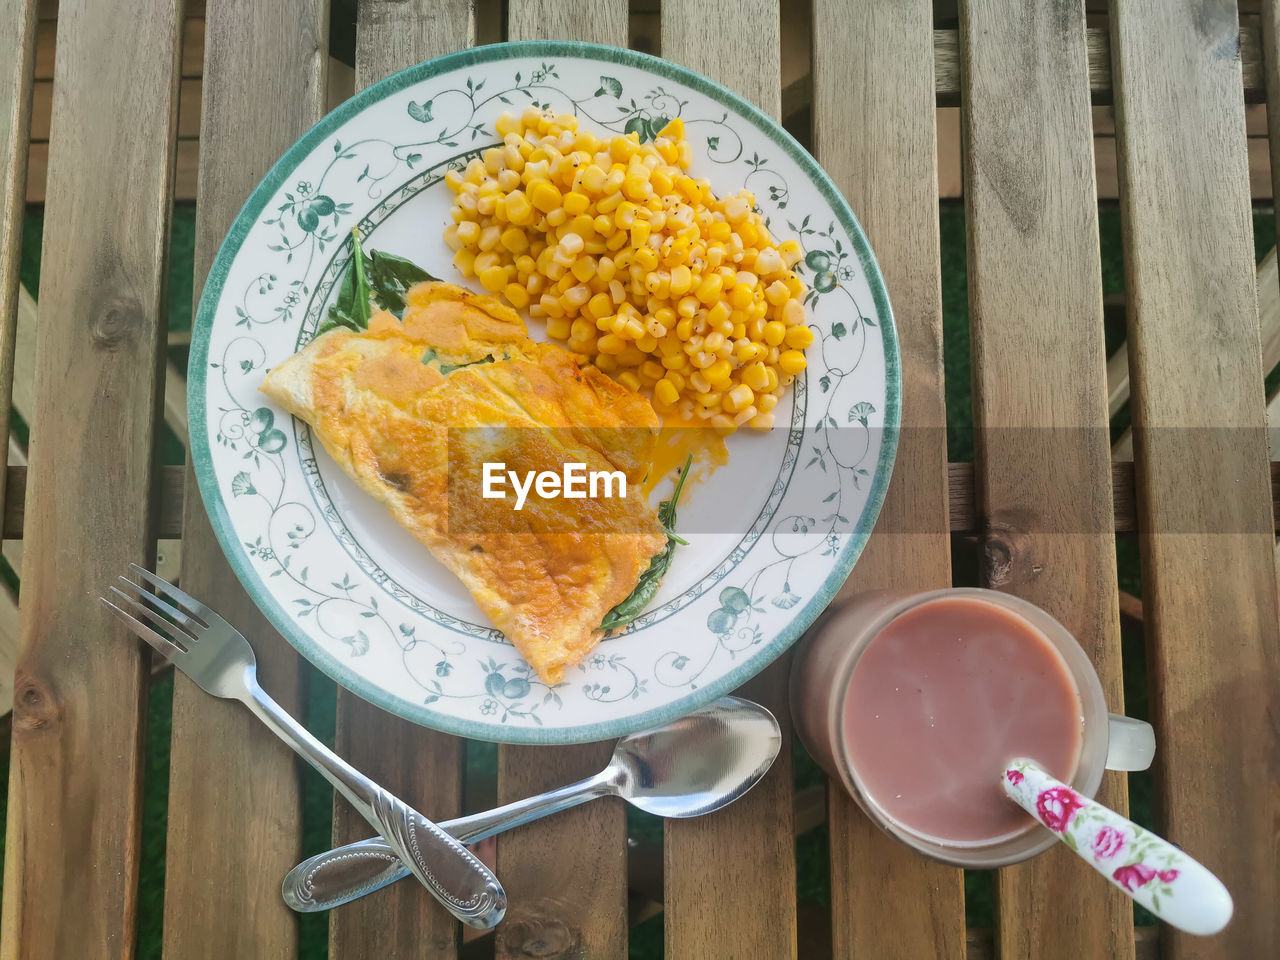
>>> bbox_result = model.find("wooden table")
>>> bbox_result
[1,1,1276,957]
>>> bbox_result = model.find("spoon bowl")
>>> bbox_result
[612,696,782,817]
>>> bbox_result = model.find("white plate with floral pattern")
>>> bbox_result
[189,42,899,743]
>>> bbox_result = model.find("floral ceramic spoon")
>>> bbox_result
[1003,759,1233,936]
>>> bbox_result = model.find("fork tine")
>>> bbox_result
[101,596,186,661]
[128,563,212,627]
[117,575,204,637]
[107,586,195,648]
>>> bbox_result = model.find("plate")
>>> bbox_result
[189,41,899,743]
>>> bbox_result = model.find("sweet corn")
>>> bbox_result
[724,383,755,414]
[779,350,807,375]
[445,110,813,428]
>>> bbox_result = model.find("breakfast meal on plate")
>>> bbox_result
[261,107,815,684]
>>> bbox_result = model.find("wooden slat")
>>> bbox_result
[960,2,1131,957]
[495,742,625,958]
[660,5,798,959]
[0,0,37,730]
[0,0,180,955]
[508,0,627,44]
[1110,1,1280,956]
[1116,248,1280,459]
[158,2,328,958]
[812,1,966,956]
[33,14,201,82]
[327,5,473,959]
[1263,0,1280,456]
[489,6,631,959]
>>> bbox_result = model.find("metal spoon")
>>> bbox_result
[282,696,781,912]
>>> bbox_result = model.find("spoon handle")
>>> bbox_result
[1003,760,1232,936]
[282,769,615,912]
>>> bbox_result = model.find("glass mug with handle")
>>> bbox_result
[790,587,1154,868]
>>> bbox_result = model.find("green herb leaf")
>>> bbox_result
[600,453,692,631]
[325,228,373,332]
[368,249,438,316]
[420,347,497,375]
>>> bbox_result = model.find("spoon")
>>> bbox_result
[1003,759,1233,936]
[282,696,782,912]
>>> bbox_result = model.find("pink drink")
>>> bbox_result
[843,595,1083,845]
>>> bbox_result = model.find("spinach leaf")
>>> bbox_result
[318,233,439,336]
[600,453,692,631]
[420,348,498,375]
[324,228,374,332]
[368,249,438,316]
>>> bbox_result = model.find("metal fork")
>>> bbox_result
[101,564,505,929]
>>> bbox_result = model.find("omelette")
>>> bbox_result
[261,281,667,684]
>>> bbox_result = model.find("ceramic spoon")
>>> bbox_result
[1003,759,1233,936]
[283,696,782,912]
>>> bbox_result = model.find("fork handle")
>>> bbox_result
[241,679,505,929]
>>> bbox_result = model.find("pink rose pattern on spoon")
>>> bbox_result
[1003,759,1233,935]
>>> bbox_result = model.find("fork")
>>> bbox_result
[101,564,505,929]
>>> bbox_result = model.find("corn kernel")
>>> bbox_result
[705,359,732,386]
[453,248,477,276]
[724,383,754,414]
[778,349,807,375]
[765,280,790,306]
[503,283,530,309]
[597,333,626,355]
[586,291,613,319]
[504,190,532,224]
[547,317,572,340]
[561,190,589,216]
[654,378,680,407]
[617,370,642,393]
[500,227,529,254]
[785,324,815,349]
[529,180,562,213]
[695,272,723,305]
[478,265,508,293]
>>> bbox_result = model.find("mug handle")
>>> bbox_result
[1106,714,1155,771]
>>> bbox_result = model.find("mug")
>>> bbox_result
[790,587,1155,868]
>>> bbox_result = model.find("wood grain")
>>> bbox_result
[1116,249,1280,459]
[327,5,473,959]
[812,1,966,955]
[0,0,180,956]
[1109,0,1280,956]
[0,0,37,729]
[495,742,627,959]
[487,6,632,958]
[508,0,628,46]
[159,3,328,958]
[660,5,798,958]
[960,2,1131,956]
